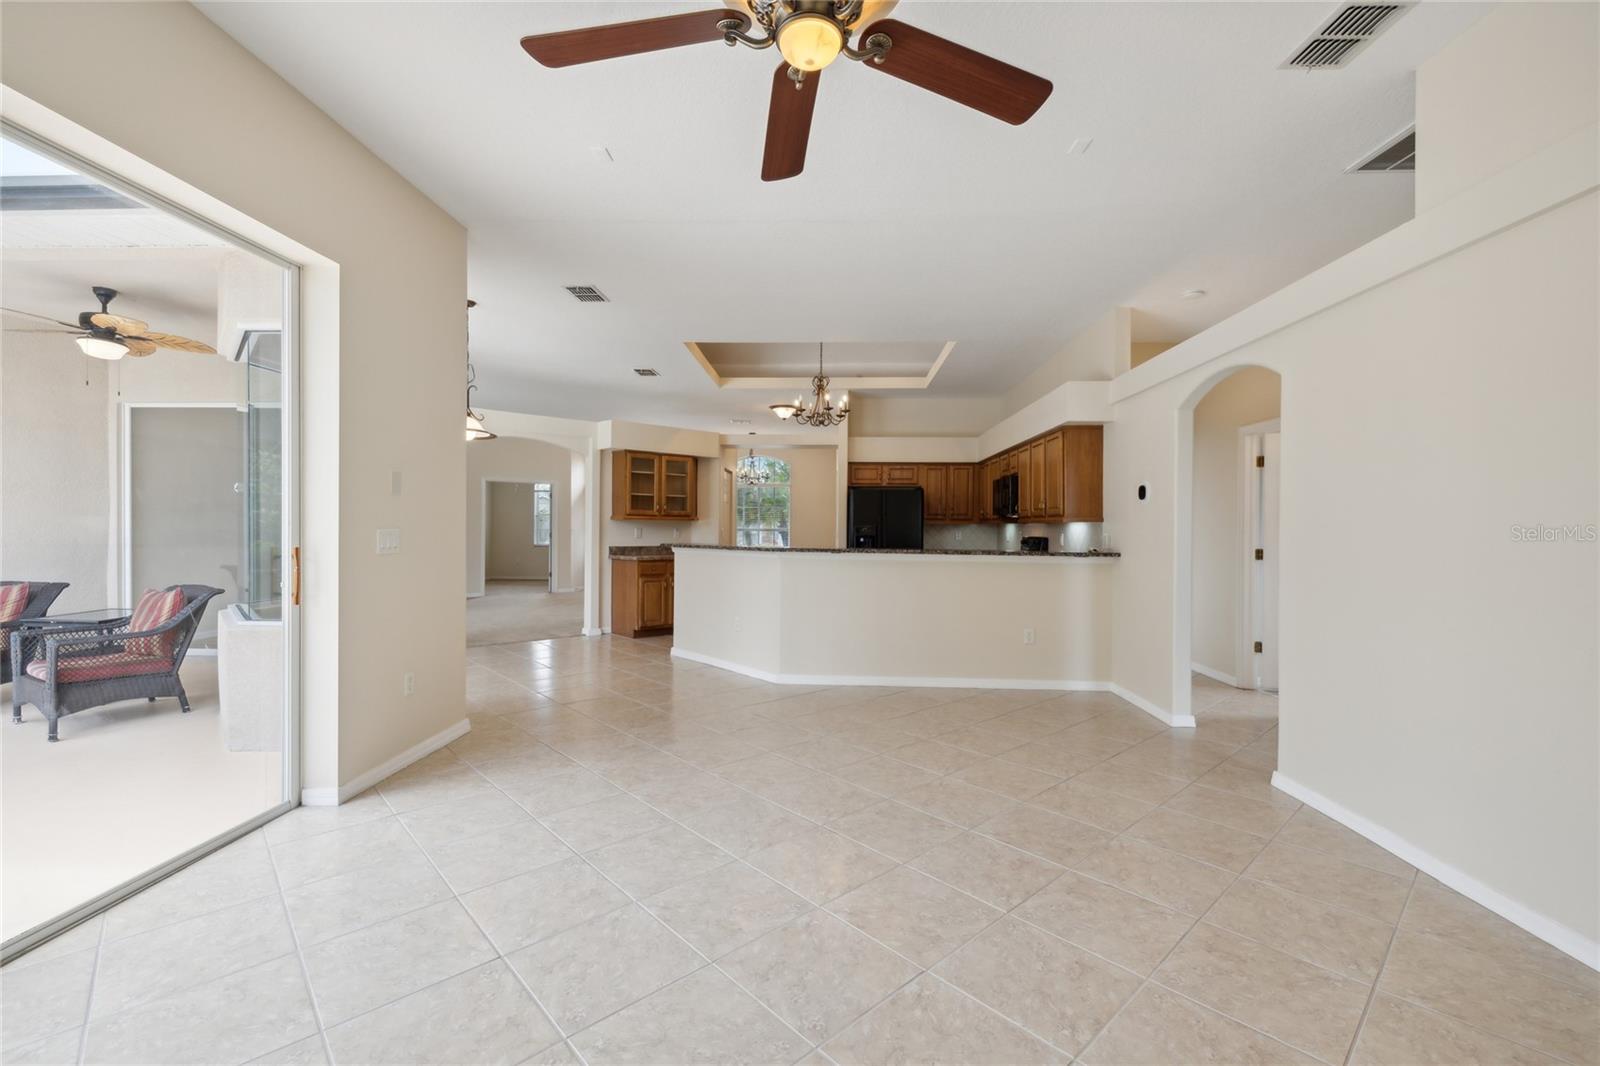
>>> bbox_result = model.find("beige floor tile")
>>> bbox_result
[756,773,884,823]
[828,800,963,862]
[1014,870,1194,976]
[1122,807,1269,872]
[497,767,621,817]
[999,741,1110,778]
[1068,763,1189,804]
[911,832,1064,909]
[269,817,421,891]
[643,862,812,959]
[394,791,533,847]
[1205,879,1395,981]
[1029,781,1156,832]
[300,899,496,1026]
[570,967,808,1065]
[584,823,733,898]
[1106,738,1233,782]
[1401,875,1599,991]
[282,852,452,947]
[886,739,988,775]
[678,793,817,856]
[4,1027,82,1066]
[261,790,394,847]
[898,778,1018,828]
[1073,837,1236,917]
[1079,983,1319,1065]
[1272,808,1414,879]
[833,755,944,798]
[778,735,876,772]
[936,726,1029,757]
[459,857,630,953]
[719,910,920,1044]
[1245,840,1412,923]
[1378,931,1599,1063]
[624,768,747,819]
[538,795,670,853]
[647,729,766,770]
[91,894,296,1019]
[826,866,1000,968]
[744,826,898,904]
[978,804,1113,866]
[1162,783,1298,836]
[1349,993,1562,1065]
[1192,757,1280,802]
[824,975,1068,1065]
[0,947,97,1052]
[99,835,278,943]
[1155,923,1371,1063]
[377,765,499,815]
[936,917,1141,1054]
[947,757,1062,799]
[506,905,705,1034]
[83,954,317,1066]
[421,819,574,893]
[246,1033,327,1065]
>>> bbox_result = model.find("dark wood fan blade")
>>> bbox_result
[859,19,1052,125]
[762,64,820,182]
[521,9,747,68]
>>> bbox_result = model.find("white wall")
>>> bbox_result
[1190,367,1280,681]
[466,436,575,594]
[2,2,469,797]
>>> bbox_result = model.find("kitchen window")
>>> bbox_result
[735,457,790,547]
[532,482,552,546]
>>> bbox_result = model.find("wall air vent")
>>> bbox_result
[1352,128,1416,172]
[1283,4,1408,70]
[564,285,609,302]
[632,368,660,377]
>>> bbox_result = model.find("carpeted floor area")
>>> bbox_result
[467,580,583,647]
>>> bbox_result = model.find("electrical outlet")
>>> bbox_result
[376,528,401,554]
[633,526,642,540]
[403,672,415,696]
[955,529,963,542]
[1022,627,1036,645]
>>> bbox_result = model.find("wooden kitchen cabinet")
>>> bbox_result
[612,557,674,637]
[1017,446,1032,519]
[1061,425,1104,521]
[947,464,975,522]
[611,451,698,520]
[849,463,884,485]
[1028,439,1047,518]
[920,464,949,520]
[884,464,920,485]
[1044,430,1065,519]
[846,436,1101,525]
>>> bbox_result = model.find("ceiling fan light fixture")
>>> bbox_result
[465,411,496,442]
[776,12,844,71]
[76,335,128,360]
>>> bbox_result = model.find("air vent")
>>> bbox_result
[1283,4,1408,70]
[1353,128,1416,172]
[632,368,659,377]
[564,285,609,303]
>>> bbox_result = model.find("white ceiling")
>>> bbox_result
[696,340,947,379]
[199,1,1486,432]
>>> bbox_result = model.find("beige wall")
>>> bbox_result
[466,436,575,594]
[723,445,840,550]
[1190,367,1280,681]
[846,395,1004,438]
[2,1,469,797]
[1417,3,1599,213]
[1005,306,1127,412]
[485,482,548,581]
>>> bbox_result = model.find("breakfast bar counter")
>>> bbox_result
[669,544,1117,690]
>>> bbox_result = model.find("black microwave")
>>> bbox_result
[992,472,1019,519]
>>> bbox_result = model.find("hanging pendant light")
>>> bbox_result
[736,448,775,486]
[464,299,496,442]
[769,342,848,427]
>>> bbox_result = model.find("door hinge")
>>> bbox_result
[1255,548,1265,560]
[1256,455,1265,468]
[1253,640,1264,654]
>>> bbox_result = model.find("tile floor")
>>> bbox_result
[3,638,1595,1065]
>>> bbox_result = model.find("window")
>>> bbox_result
[735,457,790,547]
[532,482,552,546]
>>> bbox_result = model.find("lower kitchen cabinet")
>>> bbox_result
[612,557,674,637]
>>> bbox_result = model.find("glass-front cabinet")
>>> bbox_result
[612,450,698,520]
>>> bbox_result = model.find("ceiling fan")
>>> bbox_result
[1,286,217,360]
[519,0,1053,181]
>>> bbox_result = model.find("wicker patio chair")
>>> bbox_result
[1,581,69,686]
[10,585,221,742]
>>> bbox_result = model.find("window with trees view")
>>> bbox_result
[735,457,790,547]
[532,482,552,546]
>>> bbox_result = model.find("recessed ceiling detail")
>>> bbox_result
[687,340,956,391]
[1352,128,1416,172]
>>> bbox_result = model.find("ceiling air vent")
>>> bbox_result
[1353,128,1416,172]
[564,285,609,303]
[1283,4,1408,70]
[632,368,660,377]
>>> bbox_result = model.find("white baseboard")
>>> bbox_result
[1190,662,1238,687]
[301,717,471,807]
[669,647,1192,727]
[583,626,604,637]
[1271,772,1599,972]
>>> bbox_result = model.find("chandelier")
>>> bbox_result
[736,448,775,486]
[464,299,496,442]
[770,342,848,426]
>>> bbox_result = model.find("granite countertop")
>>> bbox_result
[671,545,1120,559]
[609,546,678,561]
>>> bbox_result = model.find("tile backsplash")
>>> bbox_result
[923,522,1105,552]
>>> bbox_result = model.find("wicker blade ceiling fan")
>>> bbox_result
[519,1,1053,182]
[2,286,217,360]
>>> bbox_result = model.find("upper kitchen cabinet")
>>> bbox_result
[947,464,975,522]
[612,450,699,520]
[1059,426,1103,521]
[919,464,949,520]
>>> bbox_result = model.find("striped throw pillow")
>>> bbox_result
[0,583,29,624]
[126,587,185,659]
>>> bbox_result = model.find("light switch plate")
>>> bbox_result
[377,528,401,554]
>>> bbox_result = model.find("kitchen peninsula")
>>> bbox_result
[671,544,1135,709]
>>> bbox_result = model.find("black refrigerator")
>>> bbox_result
[847,486,924,550]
